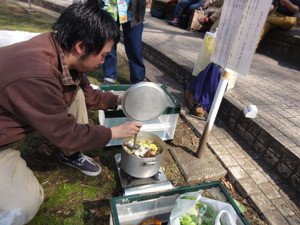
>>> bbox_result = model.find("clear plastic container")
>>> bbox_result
[98,84,181,146]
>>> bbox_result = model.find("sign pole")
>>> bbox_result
[196,70,233,158]
[196,0,272,158]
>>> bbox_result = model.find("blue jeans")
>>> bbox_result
[172,0,205,18]
[102,21,145,84]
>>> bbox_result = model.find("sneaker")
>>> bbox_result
[58,152,101,176]
[199,17,211,25]
[168,18,179,26]
[102,80,114,85]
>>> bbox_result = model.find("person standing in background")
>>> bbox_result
[92,0,146,84]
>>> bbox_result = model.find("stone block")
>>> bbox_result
[234,123,246,138]
[237,158,257,171]
[281,150,300,171]
[246,120,261,136]
[271,198,296,217]
[217,138,236,149]
[227,165,249,182]
[275,162,293,179]
[261,209,289,225]
[257,128,273,147]
[277,183,300,202]
[243,131,255,147]
[227,102,241,118]
[252,140,267,157]
[268,140,285,158]
[263,149,279,167]
[227,148,246,159]
[286,216,300,225]
[290,174,300,193]
[248,193,277,216]
[258,183,281,199]
[210,144,229,156]
[228,117,236,130]
[235,178,261,198]
[219,154,238,168]
[247,170,269,184]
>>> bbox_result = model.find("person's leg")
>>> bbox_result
[257,16,276,44]
[168,0,192,26]
[68,87,89,124]
[0,147,44,224]
[122,22,146,84]
[259,12,296,44]
[102,43,118,84]
[188,0,205,15]
[210,7,222,22]
[266,13,297,30]
[200,6,222,32]
[59,88,101,176]
[172,0,191,18]
[209,18,220,32]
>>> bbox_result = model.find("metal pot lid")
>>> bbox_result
[122,82,167,122]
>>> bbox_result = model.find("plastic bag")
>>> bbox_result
[168,191,238,225]
[192,31,216,76]
[0,208,26,225]
[187,8,206,31]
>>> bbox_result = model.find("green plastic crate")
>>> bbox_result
[110,181,250,225]
[99,84,181,146]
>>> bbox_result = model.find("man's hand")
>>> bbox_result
[203,0,210,9]
[280,0,299,14]
[117,95,123,105]
[110,121,142,139]
[280,0,290,6]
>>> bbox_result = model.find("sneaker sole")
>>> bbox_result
[168,22,178,26]
[59,161,102,176]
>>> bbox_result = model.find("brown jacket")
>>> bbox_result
[0,33,118,151]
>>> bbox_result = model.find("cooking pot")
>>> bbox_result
[121,131,165,178]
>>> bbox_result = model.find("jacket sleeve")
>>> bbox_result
[130,0,146,27]
[2,77,114,151]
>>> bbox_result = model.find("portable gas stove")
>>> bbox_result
[115,153,173,196]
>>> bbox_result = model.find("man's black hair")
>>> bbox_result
[52,2,119,56]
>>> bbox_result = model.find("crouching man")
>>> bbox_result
[0,2,141,223]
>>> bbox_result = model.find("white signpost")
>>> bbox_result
[197,0,272,157]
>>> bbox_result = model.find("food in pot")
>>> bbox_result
[124,138,161,158]
[139,218,162,225]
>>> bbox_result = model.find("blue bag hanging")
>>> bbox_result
[185,63,222,117]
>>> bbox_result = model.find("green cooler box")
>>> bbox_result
[110,181,250,225]
[99,84,181,146]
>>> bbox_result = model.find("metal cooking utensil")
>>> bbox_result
[127,133,140,150]
[122,82,167,150]
[122,82,167,122]
[133,134,140,149]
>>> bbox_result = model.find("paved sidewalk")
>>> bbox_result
[141,9,300,225]
[10,1,300,224]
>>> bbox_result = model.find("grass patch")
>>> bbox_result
[0,0,56,32]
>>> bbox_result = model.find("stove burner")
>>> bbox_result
[114,153,173,196]
[121,169,161,186]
